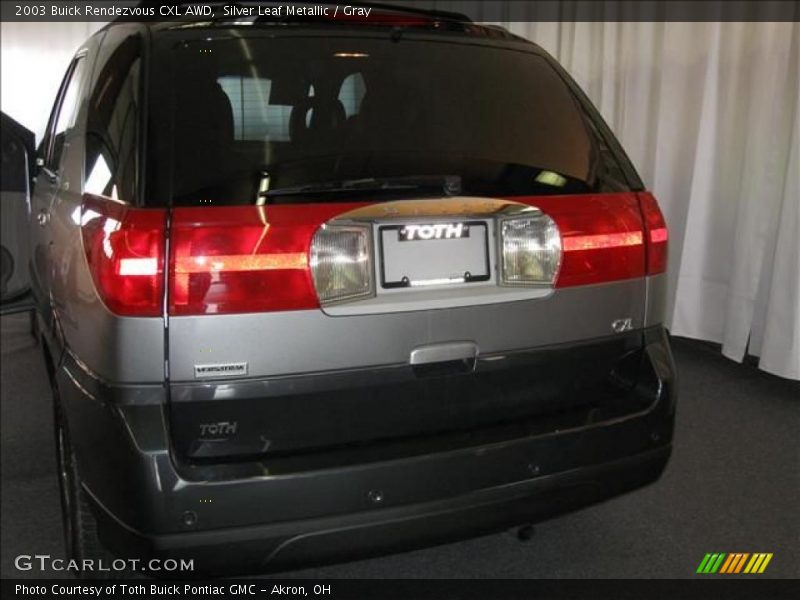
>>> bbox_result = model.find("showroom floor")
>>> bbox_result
[1,313,797,579]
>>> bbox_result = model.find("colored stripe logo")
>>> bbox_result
[696,553,773,574]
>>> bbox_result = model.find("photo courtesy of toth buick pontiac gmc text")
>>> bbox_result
[0,1,676,577]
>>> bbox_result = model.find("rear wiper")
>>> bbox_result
[264,175,462,198]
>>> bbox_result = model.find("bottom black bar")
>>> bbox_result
[1,579,797,600]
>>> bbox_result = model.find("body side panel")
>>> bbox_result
[644,273,669,327]
[49,25,166,384]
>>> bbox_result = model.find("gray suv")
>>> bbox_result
[0,3,676,576]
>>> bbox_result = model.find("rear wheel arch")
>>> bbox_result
[51,365,125,578]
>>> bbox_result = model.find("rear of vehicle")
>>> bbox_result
[55,14,676,574]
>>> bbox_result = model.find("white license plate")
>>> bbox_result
[379,222,490,288]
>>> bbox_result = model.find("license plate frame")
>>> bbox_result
[378,221,491,289]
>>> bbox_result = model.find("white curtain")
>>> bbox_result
[1,19,798,379]
[496,21,799,380]
[0,22,105,142]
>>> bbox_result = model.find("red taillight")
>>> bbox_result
[639,192,669,274]
[168,205,364,316]
[81,194,166,317]
[529,194,647,288]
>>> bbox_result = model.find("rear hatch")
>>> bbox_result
[143,26,667,462]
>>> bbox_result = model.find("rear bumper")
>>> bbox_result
[100,446,671,575]
[56,327,676,575]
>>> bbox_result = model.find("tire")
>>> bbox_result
[30,309,40,341]
[53,385,129,579]
[0,245,12,299]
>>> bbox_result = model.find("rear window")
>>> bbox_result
[150,34,633,206]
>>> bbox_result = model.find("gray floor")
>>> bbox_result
[1,313,798,579]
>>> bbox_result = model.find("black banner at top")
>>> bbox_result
[1,1,799,23]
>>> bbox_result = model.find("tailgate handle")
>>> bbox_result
[410,342,478,377]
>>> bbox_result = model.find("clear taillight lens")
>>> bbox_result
[500,214,562,286]
[310,225,373,305]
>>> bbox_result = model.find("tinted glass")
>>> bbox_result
[85,33,141,202]
[153,35,632,206]
[47,57,86,171]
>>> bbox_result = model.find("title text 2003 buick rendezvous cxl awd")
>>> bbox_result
[0,2,676,576]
